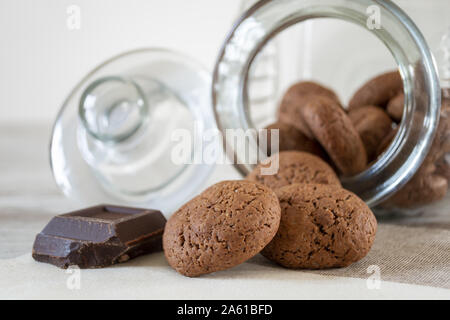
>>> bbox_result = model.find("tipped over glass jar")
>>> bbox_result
[214,0,448,215]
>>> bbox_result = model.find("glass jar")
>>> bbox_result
[213,0,444,212]
[51,0,446,217]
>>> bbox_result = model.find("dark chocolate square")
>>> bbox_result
[32,205,166,269]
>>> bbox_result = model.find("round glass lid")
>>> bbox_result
[50,48,215,215]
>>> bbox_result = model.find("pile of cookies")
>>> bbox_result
[272,70,450,208]
[163,177,377,277]
[162,70,448,277]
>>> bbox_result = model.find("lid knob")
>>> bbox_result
[79,76,148,143]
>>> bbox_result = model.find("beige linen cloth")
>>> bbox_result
[0,125,449,299]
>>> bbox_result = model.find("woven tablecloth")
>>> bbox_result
[1,125,449,299]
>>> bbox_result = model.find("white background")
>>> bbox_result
[0,0,242,124]
[1,0,449,125]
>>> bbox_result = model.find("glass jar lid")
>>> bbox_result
[50,48,215,215]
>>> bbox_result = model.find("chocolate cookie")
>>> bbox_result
[163,180,281,277]
[402,99,450,167]
[386,92,404,122]
[349,71,403,111]
[348,105,393,161]
[301,96,368,175]
[381,105,450,208]
[384,89,450,123]
[264,121,324,157]
[278,81,340,137]
[436,156,450,181]
[427,100,450,163]
[246,151,341,190]
[384,165,448,209]
[376,127,398,157]
[261,184,377,269]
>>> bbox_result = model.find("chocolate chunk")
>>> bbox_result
[32,205,166,269]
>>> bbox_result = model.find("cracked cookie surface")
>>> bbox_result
[163,180,281,277]
[246,151,341,190]
[261,183,377,269]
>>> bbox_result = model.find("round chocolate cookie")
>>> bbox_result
[436,156,450,181]
[348,105,393,161]
[265,121,324,157]
[427,101,450,163]
[246,151,341,190]
[376,127,398,157]
[278,81,340,138]
[300,96,368,175]
[381,105,450,208]
[163,180,281,277]
[384,89,450,124]
[386,92,404,122]
[436,97,450,177]
[349,70,403,111]
[384,165,448,209]
[261,183,377,269]
[380,99,450,163]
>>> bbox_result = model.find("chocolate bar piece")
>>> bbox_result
[32,205,166,269]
